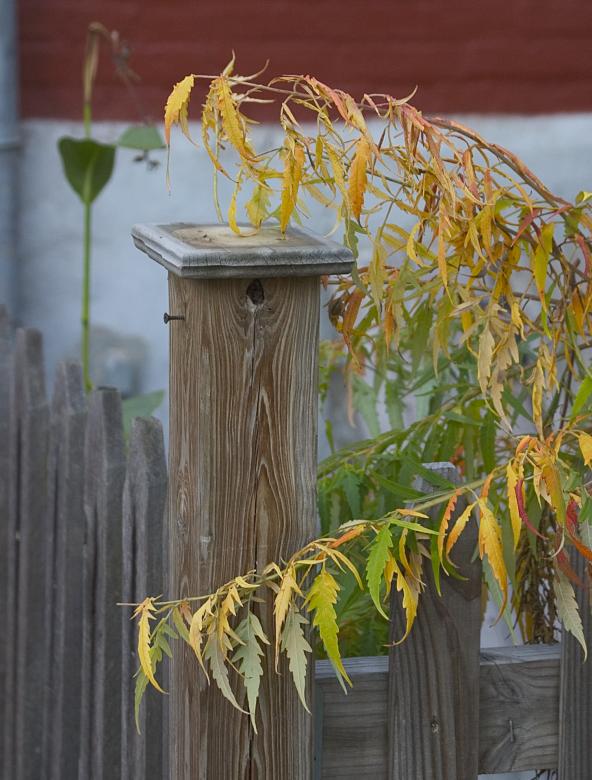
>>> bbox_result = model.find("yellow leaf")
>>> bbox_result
[478,500,507,612]
[274,565,301,668]
[134,598,165,693]
[532,223,554,305]
[437,200,448,287]
[216,77,255,162]
[348,137,371,220]
[446,501,475,557]
[478,325,495,395]
[578,432,592,467]
[391,557,420,644]
[506,461,522,549]
[279,143,305,233]
[438,490,460,560]
[164,74,195,145]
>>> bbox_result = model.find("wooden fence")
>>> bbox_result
[1,304,590,779]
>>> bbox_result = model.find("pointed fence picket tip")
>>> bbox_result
[131,223,354,279]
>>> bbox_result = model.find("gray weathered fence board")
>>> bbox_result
[558,550,592,780]
[7,329,51,780]
[388,463,481,780]
[316,645,562,777]
[42,361,87,780]
[121,417,167,780]
[479,644,559,773]
[0,305,10,775]
[79,388,126,780]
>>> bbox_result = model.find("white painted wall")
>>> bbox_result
[14,115,592,780]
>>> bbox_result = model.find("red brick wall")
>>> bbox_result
[20,0,592,120]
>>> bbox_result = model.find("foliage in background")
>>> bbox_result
[58,23,164,392]
[131,58,592,729]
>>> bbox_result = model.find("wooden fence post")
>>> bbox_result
[121,417,167,780]
[0,305,10,776]
[42,361,86,780]
[558,550,592,780]
[79,388,126,780]
[3,328,50,780]
[132,223,352,780]
[388,463,481,780]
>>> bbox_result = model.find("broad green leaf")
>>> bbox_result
[117,124,165,151]
[122,390,165,439]
[280,605,312,711]
[58,137,116,204]
[366,525,393,618]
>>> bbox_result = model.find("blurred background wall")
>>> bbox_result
[4,5,592,776]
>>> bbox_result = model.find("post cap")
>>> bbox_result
[131,223,354,279]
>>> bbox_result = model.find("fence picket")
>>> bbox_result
[558,550,592,780]
[79,388,126,780]
[388,463,481,780]
[121,417,167,780]
[0,305,10,775]
[41,361,87,780]
[3,329,50,780]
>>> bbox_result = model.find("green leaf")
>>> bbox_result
[280,604,312,711]
[305,569,350,688]
[366,525,393,618]
[122,390,165,438]
[352,375,380,437]
[204,633,245,712]
[232,611,269,730]
[480,410,496,472]
[134,669,149,734]
[572,375,592,419]
[555,570,587,659]
[338,467,363,518]
[117,124,165,151]
[58,137,116,204]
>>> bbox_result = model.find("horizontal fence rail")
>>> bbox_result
[0,306,589,779]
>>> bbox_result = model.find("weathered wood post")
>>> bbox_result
[132,223,352,780]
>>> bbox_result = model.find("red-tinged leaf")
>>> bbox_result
[575,234,592,276]
[556,548,585,588]
[515,479,544,539]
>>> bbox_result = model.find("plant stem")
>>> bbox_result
[82,200,92,391]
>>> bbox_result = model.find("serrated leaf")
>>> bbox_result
[280,605,312,711]
[348,136,371,219]
[204,632,246,712]
[478,500,507,613]
[305,569,350,688]
[555,570,587,659]
[366,525,393,618]
[164,75,195,145]
[274,565,301,668]
[134,598,164,693]
[279,142,305,232]
[232,612,269,730]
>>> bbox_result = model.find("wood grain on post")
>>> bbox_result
[388,463,481,780]
[79,388,126,780]
[4,329,50,780]
[558,550,592,780]
[0,305,10,776]
[42,362,86,780]
[121,417,167,780]
[132,223,352,780]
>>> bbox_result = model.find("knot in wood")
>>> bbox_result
[246,279,265,306]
